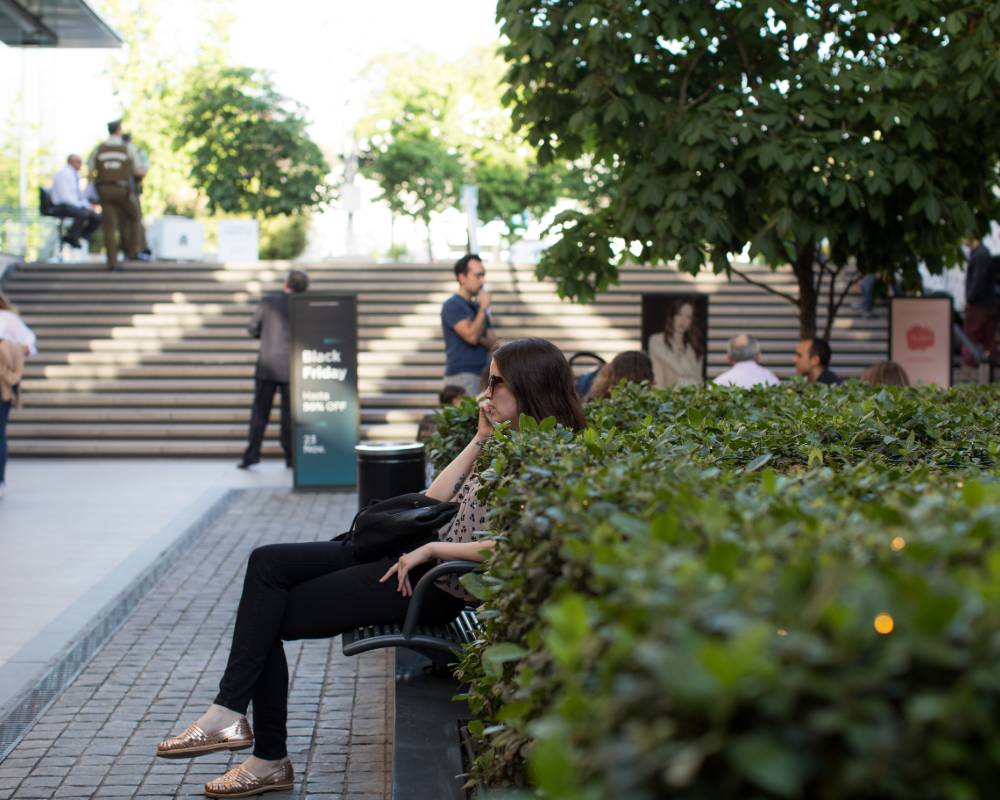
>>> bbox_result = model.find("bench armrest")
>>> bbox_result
[402,560,479,636]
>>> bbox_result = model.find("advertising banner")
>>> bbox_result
[641,293,709,387]
[889,296,953,387]
[290,294,359,489]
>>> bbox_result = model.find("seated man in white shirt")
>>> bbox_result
[713,333,780,388]
[49,154,102,248]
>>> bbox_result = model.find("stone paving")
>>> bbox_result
[0,489,392,800]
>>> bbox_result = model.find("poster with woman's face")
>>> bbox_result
[641,293,709,387]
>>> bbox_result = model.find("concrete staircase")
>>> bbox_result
[3,259,886,457]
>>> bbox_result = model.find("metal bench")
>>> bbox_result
[341,560,482,663]
[341,563,484,798]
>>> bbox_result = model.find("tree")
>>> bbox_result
[356,48,578,258]
[0,118,49,209]
[175,66,331,218]
[497,1,1000,338]
[361,117,464,261]
[99,0,199,216]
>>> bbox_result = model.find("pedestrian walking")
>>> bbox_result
[238,270,309,469]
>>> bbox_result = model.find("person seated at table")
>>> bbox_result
[155,338,586,798]
[49,154,102,248]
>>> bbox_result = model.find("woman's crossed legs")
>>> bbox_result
[159,539,463,795]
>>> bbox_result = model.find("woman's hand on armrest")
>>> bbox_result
[379,540,494,596]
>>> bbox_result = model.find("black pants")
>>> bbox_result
[52,203,101,242]
[243,379,291,464]
[214,541,464,759]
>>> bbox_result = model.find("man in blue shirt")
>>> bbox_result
[441,254,496,394]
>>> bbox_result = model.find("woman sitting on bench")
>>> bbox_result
[155,337,586,798]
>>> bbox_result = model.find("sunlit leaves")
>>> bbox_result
[175,66,331,217]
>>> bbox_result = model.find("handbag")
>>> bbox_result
[336,492,460,562]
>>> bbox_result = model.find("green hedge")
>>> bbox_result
[441,383,1000,798]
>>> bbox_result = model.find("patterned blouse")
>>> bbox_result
[434,474,487,602]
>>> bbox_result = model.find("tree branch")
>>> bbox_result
[730,265,800,306]
[678,47,706,110]
[686,85,715,111]
[708,0,755,83]
[822,262,863,339]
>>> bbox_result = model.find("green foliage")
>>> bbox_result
[0,119,52,258]
[98,0,211,217]
[175,66,331,218]
[427,394,480,473]
[496,1,1000,336]
[356,48,579,250]
[258,213,310,261]
[446,382,1000,797]
[361,117,464,226]
[0,118,50,210]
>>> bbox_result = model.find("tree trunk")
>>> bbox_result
[791,243,818,339]
[425,217,433,263]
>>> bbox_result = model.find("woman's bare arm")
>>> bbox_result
[425,436,488,501]
[428,539,495,561]
[426,406,495,501]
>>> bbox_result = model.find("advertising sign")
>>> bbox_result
[889,296,953,387]
[290,294,359,489]
[641,293,709,386]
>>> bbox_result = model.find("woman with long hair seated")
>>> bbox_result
[584,350,654,402]
[156,337,586,798]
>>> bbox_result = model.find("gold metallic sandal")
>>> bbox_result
[204,758,294,798]
[156,717,253,758]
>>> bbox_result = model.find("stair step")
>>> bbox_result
[6,421,420,439]
[2,258,887,456]
[7,426,417,455]
[11,408,427,423]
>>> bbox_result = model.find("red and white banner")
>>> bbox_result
[889,297,953,387]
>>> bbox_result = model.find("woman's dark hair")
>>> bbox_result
[661,299,705,359]
[491,338,586,431]
[860,360,910,387]
[439,384,466,405]
[285,269,309,293]
[586,350,654,401]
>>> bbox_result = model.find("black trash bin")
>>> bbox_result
[355,441,426,510]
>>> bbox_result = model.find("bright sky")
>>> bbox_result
[1,0,502,170]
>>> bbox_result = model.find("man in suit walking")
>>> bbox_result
[239,269,310,469]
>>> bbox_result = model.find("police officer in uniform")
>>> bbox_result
[88,120,141,270]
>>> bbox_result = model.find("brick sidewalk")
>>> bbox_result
[0,489,393,800]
